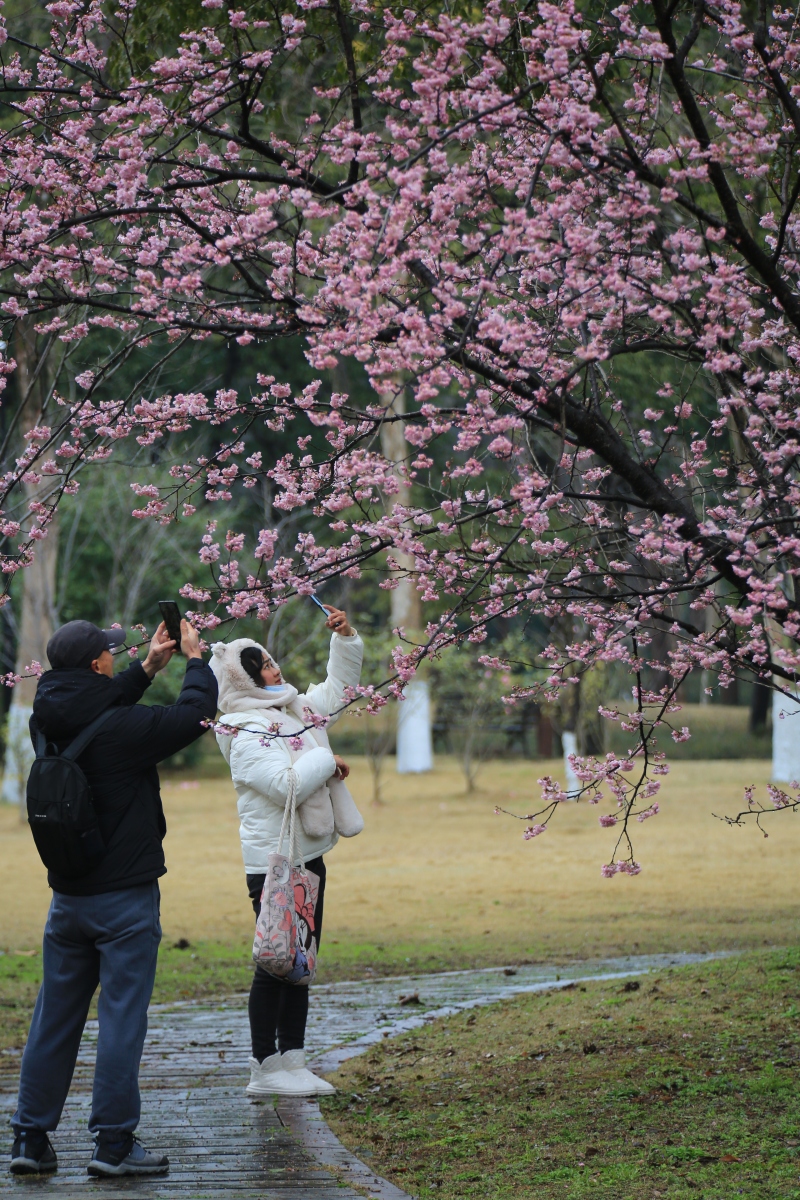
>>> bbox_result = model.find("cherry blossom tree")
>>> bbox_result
[1,0,800,869]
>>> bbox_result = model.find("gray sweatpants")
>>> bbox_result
[13,881,161,1142]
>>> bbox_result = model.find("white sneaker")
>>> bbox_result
[245,1052,317,1097]
[280,1048,337,1095]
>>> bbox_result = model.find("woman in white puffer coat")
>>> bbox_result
[210,605,364,1098]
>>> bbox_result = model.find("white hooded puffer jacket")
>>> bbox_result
[215,631,364,869]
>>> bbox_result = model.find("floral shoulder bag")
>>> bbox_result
[252,769,320,985]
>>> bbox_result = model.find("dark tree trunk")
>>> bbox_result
[537,709,553,757]
[750,681,771,732]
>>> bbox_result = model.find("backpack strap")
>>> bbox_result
[34,725,47,758]
[60,707,117,762]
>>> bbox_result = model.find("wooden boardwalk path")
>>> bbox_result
[0,1002,412,1199]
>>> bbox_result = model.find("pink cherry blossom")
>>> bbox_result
[0,0,796,872]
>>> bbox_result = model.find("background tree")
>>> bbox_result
[430,643,516,793]
[352,630,396,804]
[0,321,57,808]
[379,380,434,774]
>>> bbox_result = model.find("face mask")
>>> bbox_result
[263,684,284,693]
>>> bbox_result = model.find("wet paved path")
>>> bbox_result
[0,951,725,1197]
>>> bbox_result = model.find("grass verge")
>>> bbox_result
[322,948,800,1199]
[0,936,498,1055]
[0,942,255,1054]
[0,952,42,1056]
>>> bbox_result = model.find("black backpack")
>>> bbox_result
[26,709,115,879]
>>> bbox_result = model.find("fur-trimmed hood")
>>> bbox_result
[209,638,299,714]
[210,632,366,854]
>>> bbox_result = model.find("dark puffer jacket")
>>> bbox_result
[30,657,218,896]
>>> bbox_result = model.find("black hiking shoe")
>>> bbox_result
[88,1135,169,1177]
[10,1132,57,1175]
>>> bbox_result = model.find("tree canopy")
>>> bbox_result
[0,0,799,868]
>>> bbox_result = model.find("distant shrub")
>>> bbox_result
[606,705,771,761]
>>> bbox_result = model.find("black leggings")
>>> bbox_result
[246,857,326,1061]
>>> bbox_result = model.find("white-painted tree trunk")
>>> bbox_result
[1,321,58,808]
[1,522,57,805]
[562,729,580,797]
[380,384,433,775]
[772,688,800,784]
[1,702,34,806]
[396,678,434,774]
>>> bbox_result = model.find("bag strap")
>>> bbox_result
[289,773,305,870]
[277,769,293,850]
[60,707,116,762]
[277,769,305,870]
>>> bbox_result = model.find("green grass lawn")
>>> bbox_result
[0,936,469,1055]
[0,942,258,1053]
[0,953,42,1054]
[322,949,800,1199]
[3,753,799,1198]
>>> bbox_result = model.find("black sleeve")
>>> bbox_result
[28,662,151,751]
[110,660,151,706]
[114,659,218,768]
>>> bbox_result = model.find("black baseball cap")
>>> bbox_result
[46,620,127,670]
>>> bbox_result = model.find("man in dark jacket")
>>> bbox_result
[9,617,218,1179]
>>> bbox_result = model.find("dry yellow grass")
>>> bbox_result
[1,757,798,968]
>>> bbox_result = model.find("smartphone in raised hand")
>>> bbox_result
[158,601,182,649]
[309,594,329,617]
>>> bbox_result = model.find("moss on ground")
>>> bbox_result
[323,949,800,1199]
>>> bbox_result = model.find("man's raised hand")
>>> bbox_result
[142,621,176,679]
[180,619,202,661]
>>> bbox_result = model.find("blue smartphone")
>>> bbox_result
[310,594,329,615]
